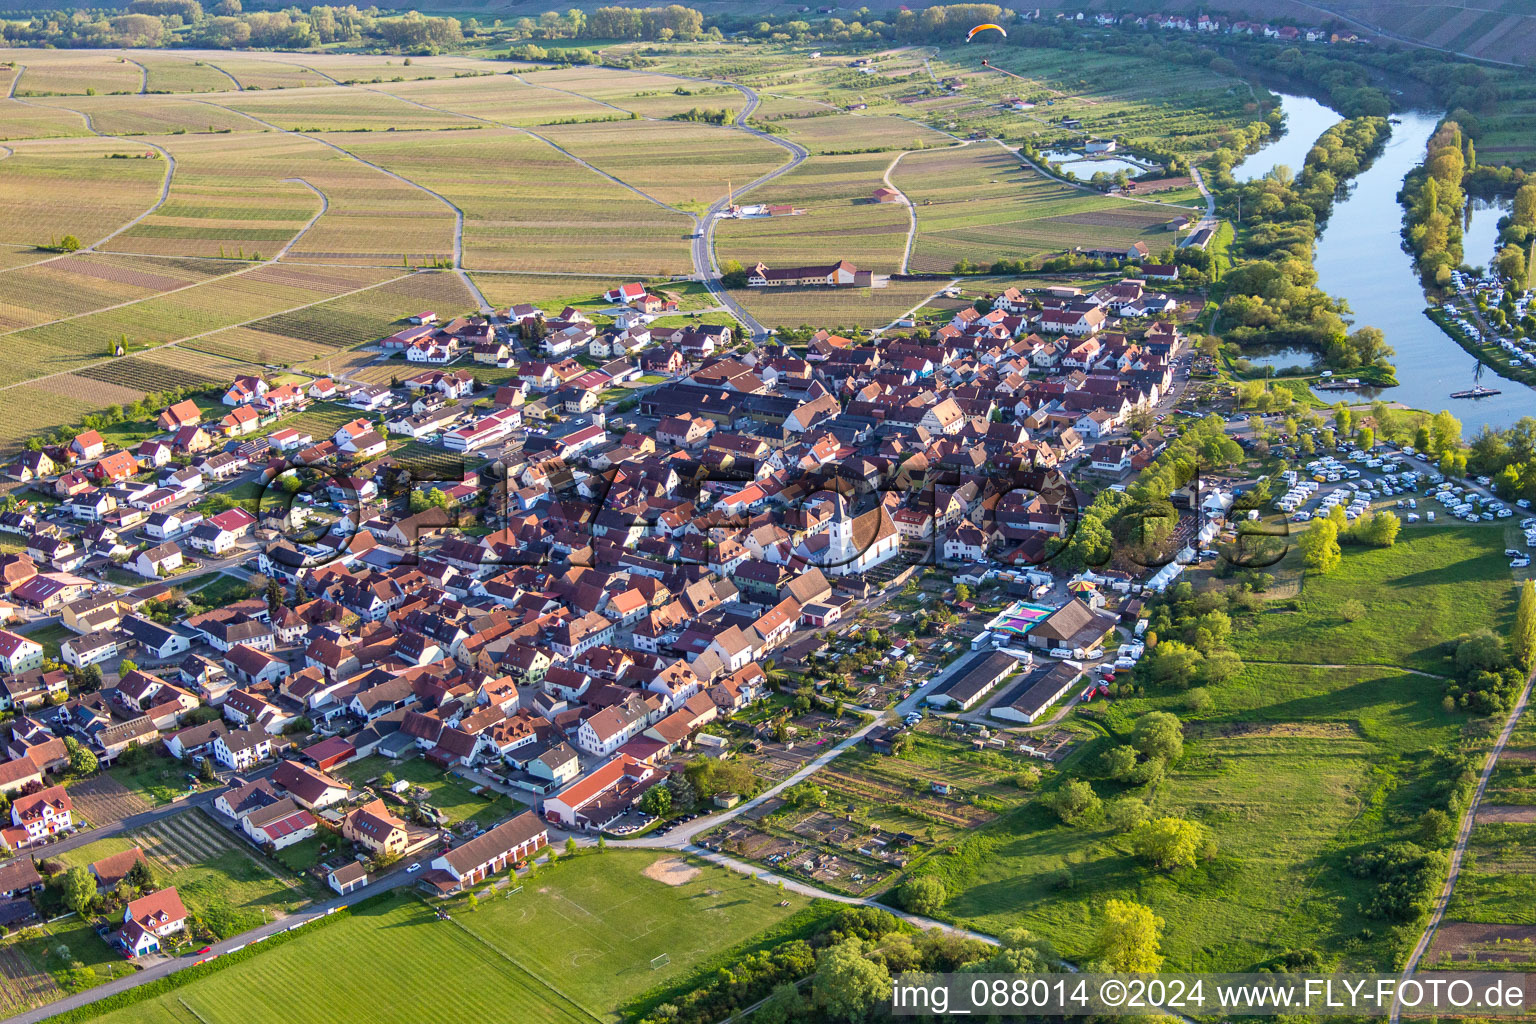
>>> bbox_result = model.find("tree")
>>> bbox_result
[1132,712,1184,763]
[63,865,96,916]
[465,892,478,912]
[63,736,97,776]
[1092,899,1164,973]
[897,876,947,915]
[1419,808,1455,847]
[757,981,807,1024]
[1512,579,1536,673]
[199,756,216,782]
[813,939,890,1021]
[1105,795,1151,832]
[1299,518,1342,573]
[265,577,284,617]
[59,234,82,252]
[564,837,577,857]
[1043,779,1101,825]
[1130,816,1211,871]
[638,784,671,817]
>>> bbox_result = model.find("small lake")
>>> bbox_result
[1040,149,1146,178]
[1462,196,1512,273]
[1241,345,1321,372]
[1230,93,1342,183]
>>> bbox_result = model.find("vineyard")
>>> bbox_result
[74,355,223,392]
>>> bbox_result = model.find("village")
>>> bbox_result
[0,239,1520,997]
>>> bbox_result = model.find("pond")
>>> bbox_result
[1040,149,1146,178]
[1462,196,1513,273]
[1241,345,1321,372]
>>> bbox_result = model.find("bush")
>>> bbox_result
[896,876,947,916]
[1042,779,1101,826]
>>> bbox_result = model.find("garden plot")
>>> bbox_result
[64,772,154,829]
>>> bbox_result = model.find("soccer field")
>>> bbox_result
[79,851,810,1024]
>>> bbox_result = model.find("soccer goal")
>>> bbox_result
[650,953,671,971]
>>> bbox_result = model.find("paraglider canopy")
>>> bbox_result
[966,23,1007,41]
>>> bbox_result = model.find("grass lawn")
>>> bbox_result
[53,814,318,941]
[80,852,811,1024]
[271,836,330,875]
[183,572,254,606]
[1229,525,1521,675]
[452,850,812,1021]
[334,754,521,829]
[87,894,595,1024]
[913,530,1518,970]
[20,621,74,660]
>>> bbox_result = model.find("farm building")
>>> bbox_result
[989,663,1082,723]
[925,651,1020,711]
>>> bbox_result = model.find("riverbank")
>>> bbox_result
[1425,306,1536,389]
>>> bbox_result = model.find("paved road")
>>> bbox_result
[690,86,810,340]
[1390,664,1535,1023]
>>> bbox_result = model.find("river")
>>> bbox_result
[1231,92,1341,183]
[1242,96,1529,432]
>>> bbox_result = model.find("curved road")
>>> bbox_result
[690,85,809,340]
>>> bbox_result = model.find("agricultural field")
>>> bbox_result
[187,270,469,367]
[777,113,953,154]
[1445,822,1536,925]
[537,120,787,211]
[139,53,243,94]
[0,252,231,333]
[334,127,695,275]
[519,65,742,121]
[0,96,94,141]
[219,87,478,132]
[377,74,628,127]
[715,203,910,274]
[183,55,338,91]
[892,142,1190,272]
[0,137,166,252]
[729,278,945,331]
[32,94,260,136]
[12,52,144,97]
[0,262,395,391]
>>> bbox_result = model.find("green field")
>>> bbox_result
[79,851,810,1024]
[1229,525,1520,675]
[914,528,1519,971]
[86,895,596,1024]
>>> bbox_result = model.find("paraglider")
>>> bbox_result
[966,23,1007,42]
